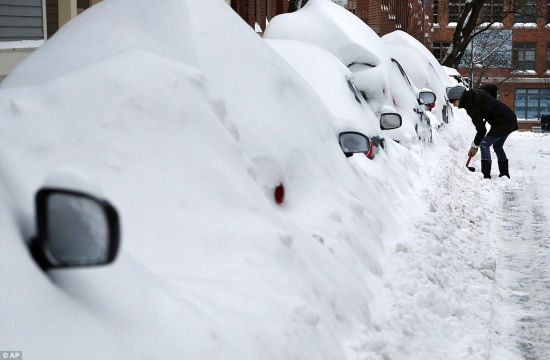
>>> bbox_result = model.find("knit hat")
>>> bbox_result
[479,84,498,98]
[447,86,466,101]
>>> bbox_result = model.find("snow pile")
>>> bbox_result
[264,0,434,145]
[0,0,419,359]
[349,119,498,358]
[265,39,382,137]
[382,31,456,125]
[384,31,454,87]
[0,0,508,359]
[263,0,381,67]
[383,30,455,92]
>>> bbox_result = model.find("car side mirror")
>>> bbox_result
[380,113,402,130]
[418,91,436,105]
[338,132,371,157]
[30,188,120,269]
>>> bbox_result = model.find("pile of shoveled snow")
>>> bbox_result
[0,0,496,359]
[264,0,440,146]
[0,0,419,359]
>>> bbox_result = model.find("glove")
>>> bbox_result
[468,147,478,157]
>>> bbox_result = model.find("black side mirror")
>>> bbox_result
[418,91,436,105]
[380,113,402,130]
[30,188,120,269]
[338,132,371,157]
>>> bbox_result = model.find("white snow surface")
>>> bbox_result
[0,40,44,50]
[383,30,455,91]
[443,65,461,77]
[265,39,382,137]
[264,0,382,67]
[512,23,538,29]
[0,0,542,359]
[0,0,416,359]
[264,0,437,145]
[382,31,456,126]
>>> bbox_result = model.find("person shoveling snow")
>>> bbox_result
[448,86,518,179]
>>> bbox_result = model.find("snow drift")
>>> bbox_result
[0,0,489,359]
[0,0,419,359]
[264,0,436,146]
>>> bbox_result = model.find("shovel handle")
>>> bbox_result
[466,155,472,167]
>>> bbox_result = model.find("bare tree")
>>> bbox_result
[442,0,545,68]
[443,0,510,67]
[460,29,513,87]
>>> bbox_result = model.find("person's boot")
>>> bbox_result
[498,160,510,179]
[481,160,492,179]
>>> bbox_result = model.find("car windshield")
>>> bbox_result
[346,77,364,105]
[391,59,412,87]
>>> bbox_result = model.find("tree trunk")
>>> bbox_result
[442,0,486,68]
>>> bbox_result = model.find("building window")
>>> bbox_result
[514,0,537,23]
[512,42,536,70]
[448,0,466,23]
[547,43,550,70]
[515,89,550,120]
[433,0,439,23]
[547,0,550,23]
[481,0,503,23]
[433,41,451,62]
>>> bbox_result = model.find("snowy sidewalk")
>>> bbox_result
[347,131,550,360]
[490,133,550,360]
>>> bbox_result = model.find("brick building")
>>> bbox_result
[432,0,550,129]
[229,0,434,46]
[228,0,289,34]
[345,0,434,46]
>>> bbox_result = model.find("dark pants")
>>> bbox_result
[480,135,508,161]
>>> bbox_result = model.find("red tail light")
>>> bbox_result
[274,183,285,205]
[365,140,375,159]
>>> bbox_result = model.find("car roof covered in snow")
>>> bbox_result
[266,38,382,137]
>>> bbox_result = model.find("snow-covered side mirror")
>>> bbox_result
[30,188,120,269]
[338,132,371,158]
[380,113,402,130]
[418,91,436,105]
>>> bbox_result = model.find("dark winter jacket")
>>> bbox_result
[459,89,518,146]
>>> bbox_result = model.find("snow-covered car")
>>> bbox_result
[266,39,402,158]
[382,30,456,125]
[443,66,471,89]
[264,0,433,146]
[0,0,411,359]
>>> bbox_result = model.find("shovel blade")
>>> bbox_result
[467,166,475,172]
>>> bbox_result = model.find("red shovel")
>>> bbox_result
[466,155,475,172]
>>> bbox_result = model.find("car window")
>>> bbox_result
[348,62,376,68]
[346,77,364,104]
[391,59,412,87]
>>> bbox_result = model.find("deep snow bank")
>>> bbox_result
[0,0,491,359]
[1,0,421,359]
[264,0,435,146]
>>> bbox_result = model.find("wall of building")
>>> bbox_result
[0,0,47,83]
[230,0,288,34]
[345,0,433,46]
